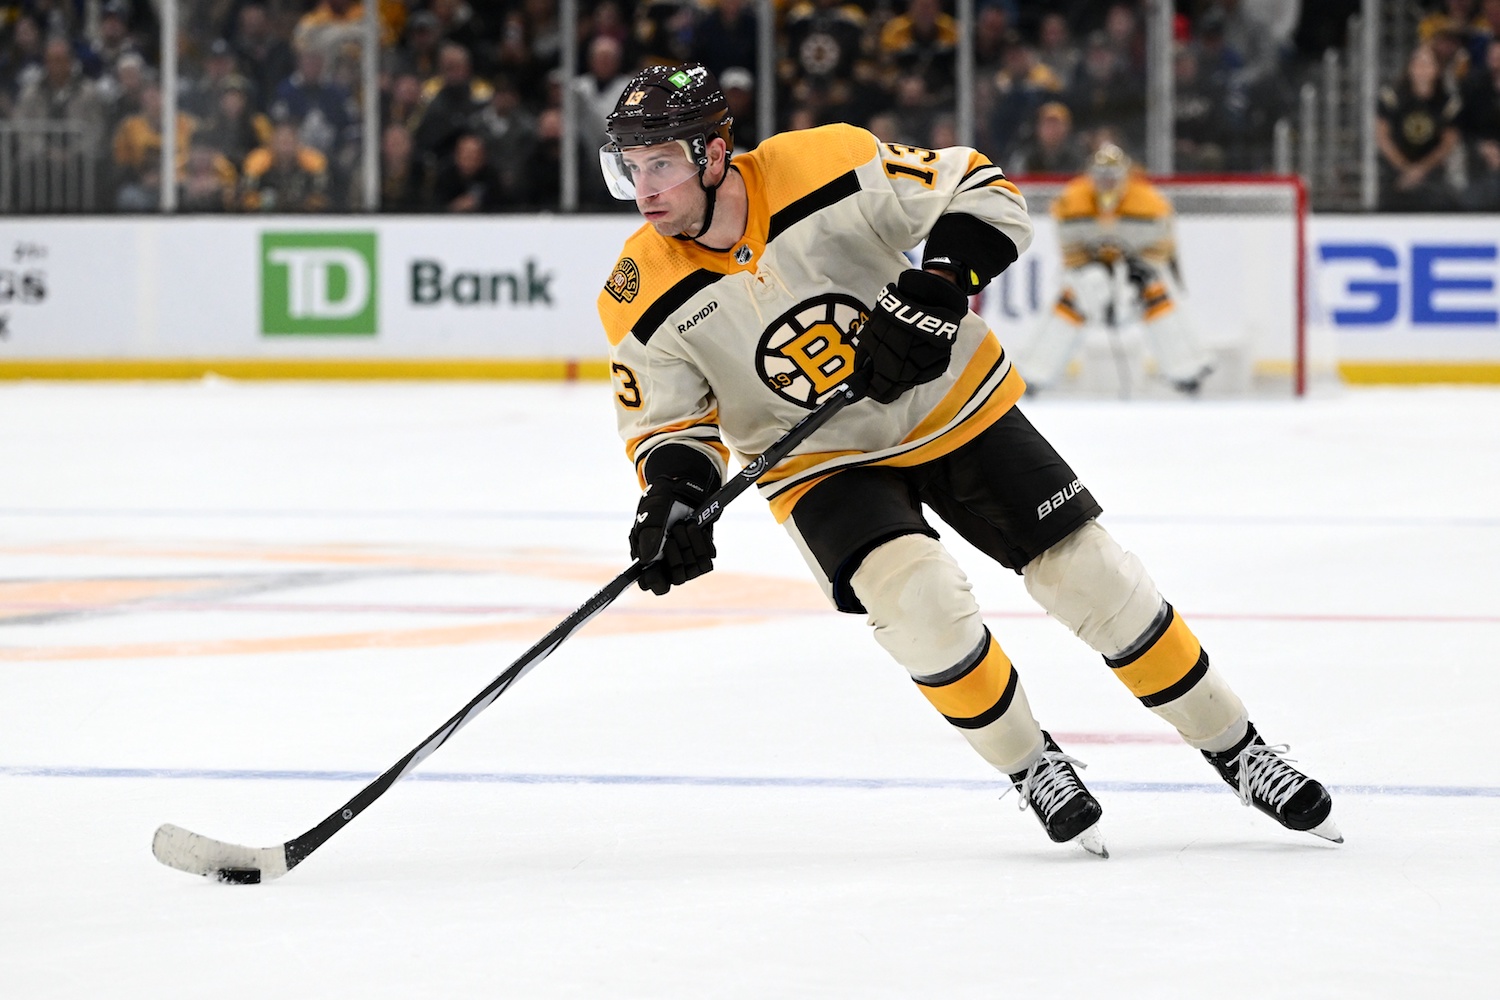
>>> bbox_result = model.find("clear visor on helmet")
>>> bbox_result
[599,140,702,200]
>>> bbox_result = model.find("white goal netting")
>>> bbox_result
[979,176,1333,399]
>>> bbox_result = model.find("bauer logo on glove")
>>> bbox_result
[855,269,970,404]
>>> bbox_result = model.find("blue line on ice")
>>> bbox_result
[1,764,1495,798]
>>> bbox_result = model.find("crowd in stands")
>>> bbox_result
[1378,0,1500,210]
[2,0,1490,213]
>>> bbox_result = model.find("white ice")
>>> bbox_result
[2,380,1497,998]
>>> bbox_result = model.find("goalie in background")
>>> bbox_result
[1024,144,1214,395]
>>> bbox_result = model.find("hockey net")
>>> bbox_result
[981,175,1331,399]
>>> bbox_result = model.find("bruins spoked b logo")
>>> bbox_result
[757,294,867,408]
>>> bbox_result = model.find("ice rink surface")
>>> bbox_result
[2,379,1497,998]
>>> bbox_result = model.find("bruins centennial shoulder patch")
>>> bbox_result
[757,293,867,408]
[606,258,641,303]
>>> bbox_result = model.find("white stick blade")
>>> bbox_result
[152,823,290,883]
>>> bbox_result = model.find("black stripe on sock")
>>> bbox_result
[943,665,1020,730]
[1137,649,1211,708]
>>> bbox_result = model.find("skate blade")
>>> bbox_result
[1306,816,1343,844]
[1074,823,1109,859]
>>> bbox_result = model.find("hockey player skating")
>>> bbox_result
[596,64,1339,855]
[1024,144,1214,395]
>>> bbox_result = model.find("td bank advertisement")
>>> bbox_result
[0,217,638,361]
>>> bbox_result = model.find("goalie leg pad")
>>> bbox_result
[852,534,1045,773]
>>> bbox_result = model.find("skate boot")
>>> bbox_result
[1202,723,1342,843]
[1007,732,1108,858]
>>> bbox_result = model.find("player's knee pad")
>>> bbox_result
[850,533,985,678]
[1023,519,1162,659]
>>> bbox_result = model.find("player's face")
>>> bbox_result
[619,143,706,236]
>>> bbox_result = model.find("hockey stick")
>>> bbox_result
[152,377,864,884]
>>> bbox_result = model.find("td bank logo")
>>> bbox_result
[261,232,377,335]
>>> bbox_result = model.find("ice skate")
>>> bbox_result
[1203,723,1342,844]
[1007,732,1108,858]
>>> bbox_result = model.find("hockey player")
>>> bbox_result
[1024,144,1214,394]
[597,64,1339,854]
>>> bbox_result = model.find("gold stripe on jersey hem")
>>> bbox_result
[761,351,1023,522]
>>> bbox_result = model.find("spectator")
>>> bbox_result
[525,105,563,209]
[241,120,330,211]
[379,122,429,211]
[177,135,238,212]
[572,35,633,165]
[428,0,493,74]
[432,131,505,212]
[691,0,758,77]
[232,3,295,115]
[294,0,381,61]
[1037,13,1080,85]
[412,42,492,161]
[271,46,354,158]
[1008,101,1087,175]
[1460,38,1500,207]
[1102,1,1145,78]
[634,0,695,68]
[196,75,271,171]
[110,83,194,211]
[987,41,1063,157]
[103,50,149,131]
[84,0,140,80]
[719,66,760,150]
[880,0,959,99]
[972,4,1012,75]
[0,15,45,117]
[888,73,937,147]
[475,74,539,204]
[1424,16,1474,93]
[12,34,109,209]
[384,71,424,133]
[397,11,443,81]
[1173,43,1230,172]
[1066,30,1146,152]
[1377,44,1462,211]
[181,38,239,118]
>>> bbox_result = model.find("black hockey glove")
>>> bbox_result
[630,477,717,596]
[854,269,968,405]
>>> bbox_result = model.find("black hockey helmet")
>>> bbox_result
[605,63,733,153]
[600,64,735,201]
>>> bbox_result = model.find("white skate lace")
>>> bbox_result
[1235,742,1306,811]
[1008,750,1088,820]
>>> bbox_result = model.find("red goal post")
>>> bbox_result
[982,174,1316,398]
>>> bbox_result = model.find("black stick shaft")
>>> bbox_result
[281,379,862,872]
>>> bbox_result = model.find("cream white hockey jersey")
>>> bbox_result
[598,123,1034,522]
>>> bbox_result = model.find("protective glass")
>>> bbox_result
[599,141,702,201]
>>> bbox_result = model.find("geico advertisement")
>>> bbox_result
[1311,216,1500,360]
[0,217,640,357]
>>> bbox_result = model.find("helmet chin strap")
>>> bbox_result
[674,157,733,252]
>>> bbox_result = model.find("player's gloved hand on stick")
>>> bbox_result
[630,477,717,595]
[854,269,968,405]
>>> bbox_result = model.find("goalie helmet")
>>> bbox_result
[1090,143,1131,211]
[600,64,734,201]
